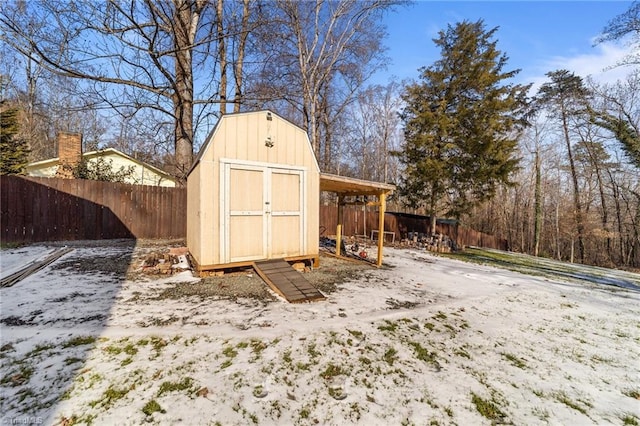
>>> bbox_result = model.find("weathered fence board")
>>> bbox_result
[1,176,186,243]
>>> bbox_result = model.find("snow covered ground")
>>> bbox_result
[1,242,639,425]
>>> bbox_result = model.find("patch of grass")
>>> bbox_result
[622,414,639,426]
[252,384,266,398]
[16,387,35,403]
[62,336,97,348]
[299,407,311,419]
[501,352,527,369]
[622,389,640,399]
[90,385,131,409]
[434,311,447,321]
[443,324,457,335]
[269,400,282,418]
[553,391,590,415]
[1,364,34,386]
[296,362,310,371]
[320,363,346,380]
[250,339,267,356]
[408,341,437,364]
[222,345,238,358]
[282,349,292,364]
[0,343,15,354]
[104,345,123,355]
[359,356,372,366]
[236,341,249,349]
[349,402,362,420]
[221,359,233,369]
[471,392,505,421]
[157,377,194,397]
[383,347,398,365]
[26,343,55,357]
[591,354,614,365]
[142,399,166,416]
[307,343,321,358]
[150,336,168,358]
[532,406,549,421]
[424,322,435,331]
[123,343,138,356]
[121,357,133,367]
[347,329,363,339]
[378,320,398,333]
[64,357,83,366]
[454,348,471,359]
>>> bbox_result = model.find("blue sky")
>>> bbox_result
[376,1,635,88]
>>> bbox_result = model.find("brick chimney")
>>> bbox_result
[56,132,83,178]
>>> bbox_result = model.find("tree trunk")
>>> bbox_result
[533,148,542,256]
[608,170,625,264]
[429,182,438,236]
[555,199,561,260]
[233,0,250,113]
[173,0,197,181]
[217,0,227,114]
[560,110,585,263]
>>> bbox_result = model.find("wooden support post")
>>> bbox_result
[336,195,344,256]
[377,191,386,267]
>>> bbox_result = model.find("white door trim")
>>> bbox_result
[220,159,307,263]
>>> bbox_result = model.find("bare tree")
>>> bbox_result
[252,0,401,169]
[1,0,224,180]
[596,1,640,67]
[343,81,403,182]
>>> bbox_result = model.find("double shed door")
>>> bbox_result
[222,161,306,263]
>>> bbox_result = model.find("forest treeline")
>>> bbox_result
[1,1,638,268]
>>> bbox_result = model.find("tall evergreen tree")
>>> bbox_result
[0,103,30,175]
[397,20,529,234]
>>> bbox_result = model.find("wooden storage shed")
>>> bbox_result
[187,110,320,273]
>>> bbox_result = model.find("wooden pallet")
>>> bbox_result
[1,247,74,288]
[253,259,325,303]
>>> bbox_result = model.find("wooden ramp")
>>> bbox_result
[253,259,325,303]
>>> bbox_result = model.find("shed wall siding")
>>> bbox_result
[186,163,202,264]
[192,111,319,267]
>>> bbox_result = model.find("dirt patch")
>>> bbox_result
[148,253,371,302]
[46,239,190,280]
[52,253,133,276]
[304,254,371,293]
[23,239,372,303]
[155,274,276,302]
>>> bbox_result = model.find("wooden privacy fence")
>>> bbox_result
[2,175,505,251]
[1,176,186,243]
[319,205,507,251]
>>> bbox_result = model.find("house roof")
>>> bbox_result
[320,173,395,196]
[27,148,178,183]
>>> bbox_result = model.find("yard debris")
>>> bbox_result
[140,248,191,275]
[1,247,74,288]
[292,262,307,272]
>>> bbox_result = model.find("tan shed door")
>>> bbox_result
[223,162,305,263]
[226,167,267,262]
[269,170,302,258]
